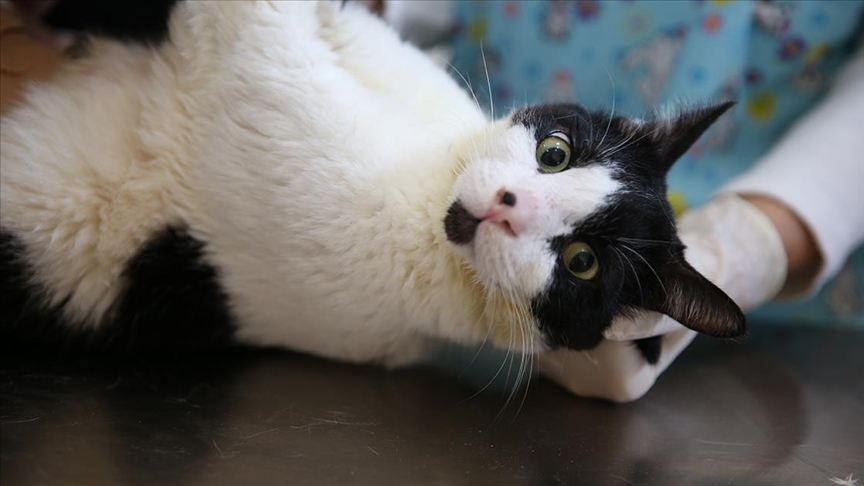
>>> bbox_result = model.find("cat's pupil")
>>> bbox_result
[569,250,595,273]
[541,147,567,167]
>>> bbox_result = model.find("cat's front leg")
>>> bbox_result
[314,1,485,128]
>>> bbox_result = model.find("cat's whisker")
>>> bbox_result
[459,307,496,379]
[498,288,528,418]
[516,297,529,406]
[462,288,510,404]
[643,186,677,229]
[514,311,535,421]
[613,246,643,302]
[502,316,517,401]
[582,349,600,367]
[620,243,667,296]
[504,324,524,414]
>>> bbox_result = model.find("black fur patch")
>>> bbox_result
[1,232,73,352]
[444,200,481,245]
[42,0,179,45]
[105,227,237,352]
[1,227,237,355]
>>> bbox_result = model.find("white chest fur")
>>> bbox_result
[0,1,493,366]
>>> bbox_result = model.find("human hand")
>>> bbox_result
[7,0,76,51]
[540,194,789,402]
[0,2,65,113]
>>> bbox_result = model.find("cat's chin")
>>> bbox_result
[449,224,555,308]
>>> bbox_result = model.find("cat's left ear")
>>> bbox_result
[644,258,746,338]
[623,101,735,174]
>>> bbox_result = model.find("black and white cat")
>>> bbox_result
[0,1,744,366]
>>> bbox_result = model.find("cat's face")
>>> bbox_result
[445,102,745,352]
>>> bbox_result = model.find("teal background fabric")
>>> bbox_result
[448,0,864,326]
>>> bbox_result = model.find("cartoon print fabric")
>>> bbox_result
[449,0,864,326]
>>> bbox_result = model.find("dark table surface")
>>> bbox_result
[2,324,862,486]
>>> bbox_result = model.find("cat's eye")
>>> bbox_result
[536,134,572,173]
[563,241,599,280]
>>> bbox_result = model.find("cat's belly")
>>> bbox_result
[190,129,462,365]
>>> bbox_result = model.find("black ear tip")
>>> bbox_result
[706,299,747,338]
[723,306,748,338]
[705,99,736,119]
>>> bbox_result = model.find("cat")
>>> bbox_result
[0,1,744,368]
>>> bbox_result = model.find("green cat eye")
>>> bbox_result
[563,241,599,280]
[536,135,572,173]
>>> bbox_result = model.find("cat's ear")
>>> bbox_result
[645,259,746,338]
[623,101,735,174]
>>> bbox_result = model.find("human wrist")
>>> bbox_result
[737,194,822,298]
[677,194,787,311]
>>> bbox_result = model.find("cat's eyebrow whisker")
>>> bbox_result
[551,112,585,122]
[597,67,616,150]
[598,129,637,160]
[620,243,667,296]
[600,124,664,160]
[617,237,676,245]
[480,42,494,121]
[445,59,482,112]
[598,119,658,159]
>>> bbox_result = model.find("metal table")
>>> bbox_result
[2,324,862,485]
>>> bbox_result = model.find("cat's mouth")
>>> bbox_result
[444,201,480,245]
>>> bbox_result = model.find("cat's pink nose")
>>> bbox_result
[481,188,537,237]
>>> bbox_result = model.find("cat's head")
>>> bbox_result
[444,101,745,352]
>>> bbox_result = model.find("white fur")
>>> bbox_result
[0,1,616,366]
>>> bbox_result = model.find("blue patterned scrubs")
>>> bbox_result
[449,0,864,326]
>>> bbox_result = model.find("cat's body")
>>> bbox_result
[1,1,744,367]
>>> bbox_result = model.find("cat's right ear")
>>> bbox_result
[621,101,735,175]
